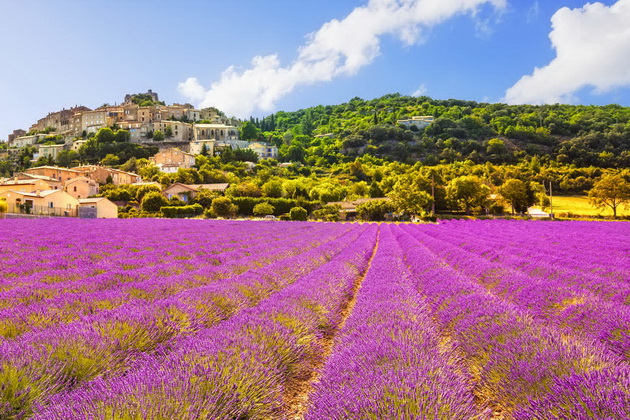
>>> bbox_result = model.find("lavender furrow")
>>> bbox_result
[0,219,267,287]
[35,226,379,419]
[424,220,629,282]
[423,221,630,289]
[0,220,307,307]
[0,224,364,418]
[305,224,483,419]
[394,225,629,418]
[402,224,630,359]
[0,223,342,339]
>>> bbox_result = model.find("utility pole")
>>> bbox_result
[549,180,554,220]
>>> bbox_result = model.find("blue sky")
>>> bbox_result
[2,0,629,140]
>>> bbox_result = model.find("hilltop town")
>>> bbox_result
[0,90,282,219]
[4,90,278,164]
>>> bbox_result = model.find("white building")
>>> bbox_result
[248,142,279,159]
[193,124,239,142]
[397,116,434,130]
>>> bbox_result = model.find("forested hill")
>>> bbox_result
[249,94,630,168]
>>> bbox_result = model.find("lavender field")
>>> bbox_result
[0,219,628,419]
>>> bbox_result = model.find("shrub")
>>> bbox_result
[312,204,341,221]
[0,199,6,213]
[356,200,394,221]
[211,197,237,218]
[253,203,275,217]
[135,185,162,202]
[231,197,318,216]
[140,191,168,212]
[289,207,308,221]
[161,204,203,218]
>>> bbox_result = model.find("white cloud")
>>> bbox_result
[179,0,506,117]
[505,0,630,105]
[412,83,429,97]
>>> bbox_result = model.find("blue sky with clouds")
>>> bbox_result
[1,0,628,140]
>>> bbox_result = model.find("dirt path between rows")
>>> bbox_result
[283,230,381,420]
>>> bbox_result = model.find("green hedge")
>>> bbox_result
[231,197,318,216]
[161,203,204,218]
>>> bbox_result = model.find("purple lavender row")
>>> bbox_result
[35,225,379,419]
[0,219,259,282]
[427,220,630,287]
[0,219,298,296]
[426,220,629,282]
[0,223,317,339]
[0,222,338,339]
[393,224,630,418]
[0,223,366,418]
[422,220,626,278]
[401,224,630,359]
[306,224,483,419]
[421,223,630,343]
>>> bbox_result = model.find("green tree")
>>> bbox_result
[498,178,530,214]
[56,150,79,167]
[253,202,275,216]
[78,138,100,162]
[164,126,173,139]
[211,196,237,218]
[120,157,138,173]
[200,143,209,156]
[193,188,218,208]
[227,182,263,198]
[486,138,507,155]
[240,121,259,140]
[285,145,305,163]
[140,191,168,212]
[233,149,259,162]
[153,130,165,141]
[588,173,630,218]
[135,184,162,202]
[139,164,161,181]
[387,177,433,217]
[262,180,284,198]
[312,204,342,221]
[115,130,130,143]
[356,199,394,221]
[101,154,120,166]
[289,206,308,221]
[446,176,490,214]
[95,127,116,143]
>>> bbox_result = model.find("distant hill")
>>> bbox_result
[251,94,630,168]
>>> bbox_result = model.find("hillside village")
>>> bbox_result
[5,90,278,163]
[0,91,439,221]
[0,91,286,219]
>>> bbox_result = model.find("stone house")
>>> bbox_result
[72,165,141,185]
[24,166,82,183]
[64,176,99,199]
[149,148,196,172]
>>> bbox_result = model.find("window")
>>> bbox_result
[48,202,53,208]
[73,186,77,192]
